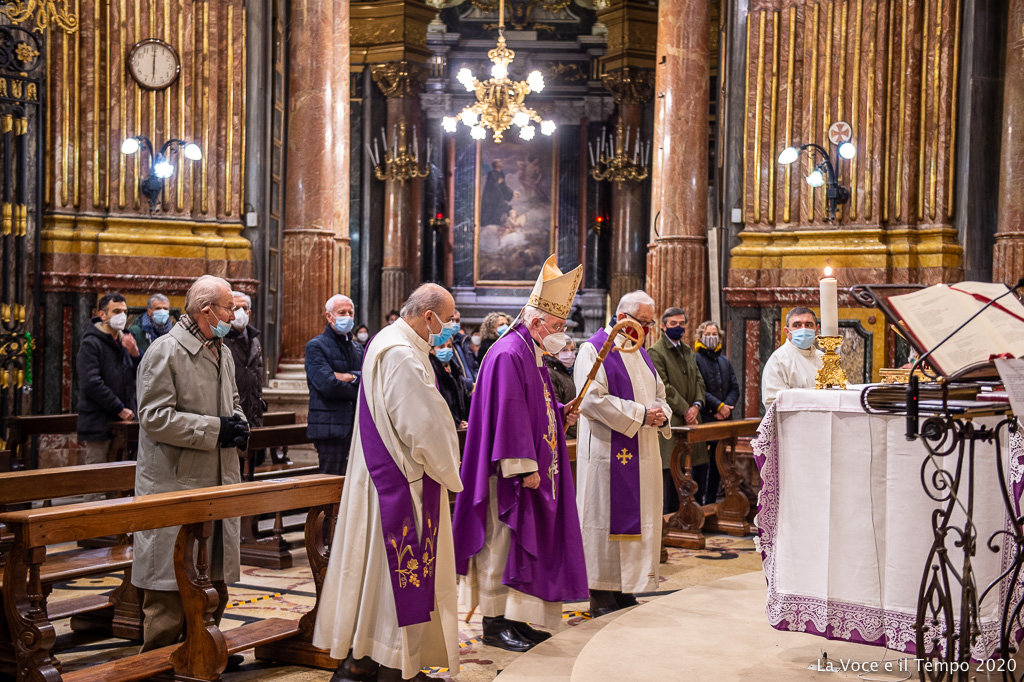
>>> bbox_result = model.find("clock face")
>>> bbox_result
[128,39,180,90]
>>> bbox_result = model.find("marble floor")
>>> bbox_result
[44,526,762,681]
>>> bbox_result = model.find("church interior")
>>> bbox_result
[1,0,1023,680]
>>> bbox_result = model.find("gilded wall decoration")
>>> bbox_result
[371,61,430,99]
[601,66,654,104]
[471,0,573,31]
[1,0,79,34]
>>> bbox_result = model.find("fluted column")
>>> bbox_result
[372,62,428,322]
[604,68,654,305]
[280,0,349,363]
[647,0,709,341]
[995,0,1024,287]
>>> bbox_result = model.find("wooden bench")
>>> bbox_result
[0,450,11,474]
[5,414,79,470]
[0,462,142,675]
[662,418,762,551]
[0,474,344,682]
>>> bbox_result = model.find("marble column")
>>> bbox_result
[603,68,654,306]
[280,0,349,364]
[647,0,709,341]
[372,62,428,323]
[995,0,1024,287]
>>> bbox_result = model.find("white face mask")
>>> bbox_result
[232,309,249,329]
[108,312,127,331]
[542,331,568,354]
[471,334,482,346]
[356,331,369,343]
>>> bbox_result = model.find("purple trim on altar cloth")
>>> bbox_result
[358,378,441,628]
[586,328,657,538]
[752,405,1024,659]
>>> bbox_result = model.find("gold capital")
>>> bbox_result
[601,67,655,105]
[371,61,429,99]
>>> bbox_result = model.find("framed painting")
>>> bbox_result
[473,135,558,286]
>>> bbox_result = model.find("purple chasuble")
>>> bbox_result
[585,327,657,538]
[359,342,442,628]
[452,323,588,603]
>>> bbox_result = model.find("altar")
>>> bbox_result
[753,388,1024,658]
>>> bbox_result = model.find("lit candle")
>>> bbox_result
[819,266,839,336]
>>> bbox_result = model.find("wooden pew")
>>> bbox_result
[0,462,142,675]
[261,411,297,427]
[662,418,762,551]
[5,414,78,470]
[0,450,11,474]
[0,474,344,682]
[238,423,317,569]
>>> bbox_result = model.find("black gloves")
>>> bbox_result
[219,415,251,450]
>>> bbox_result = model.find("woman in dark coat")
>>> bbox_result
[430,340,472,427]
[543,338,578,439]
[693,320,740,505]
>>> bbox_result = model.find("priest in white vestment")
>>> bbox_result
[761,306,824,410]
[574,290,672,616]
[313,284,464,682]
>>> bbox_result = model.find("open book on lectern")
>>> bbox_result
[886,281,1024,377]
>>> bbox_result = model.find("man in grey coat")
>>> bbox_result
[132,275,250,657]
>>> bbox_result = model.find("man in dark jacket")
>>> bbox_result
[693,321,740,505]
[452,308,479,383]
[128,293,175,356]
[225,291,271,468]
[305,294,363,476]
[77,292,140,469]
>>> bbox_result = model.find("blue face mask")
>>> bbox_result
[790,328,816,350]
[496,324,509,336]
[428,312,459,347]
[333,316,354,335]
[152,309,170,326]
[451,322,461,335]
[435,348,454,363]
[208,313,231,338]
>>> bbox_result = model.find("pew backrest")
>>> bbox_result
[670,418,761,444]
[0,462,137,506]
[261,412,297,427]
[6,414,79,469]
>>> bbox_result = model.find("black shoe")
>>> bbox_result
[225,653,245,672]
[588,589,620,617]
[507,619,552,643]
[482,616,535,652]
[330,653,380,682]
[613,592,639,609]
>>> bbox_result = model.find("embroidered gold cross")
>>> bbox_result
[542,383,558,500]
[617,448,633,465]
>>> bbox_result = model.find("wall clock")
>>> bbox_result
[127,39,180,91]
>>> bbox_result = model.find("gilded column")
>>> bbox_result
[372,62,428,321]
[603,68,655,305]
[334,0,352,297]
[280,0,347,363]
[647,0,710,339]
[995,0,1024,287]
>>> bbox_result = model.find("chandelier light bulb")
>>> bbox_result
[520,125,536,141]
[838,141,856,160]
[442,117,457,133]
[513,112,530,128]
[120,137,140,155]
[540,120,556,136]
[183,143,203,161]
[805,169,825,187]
[463,110,479,126]
[491,62,508,80]
[470,125,486,140]
[527,70,545,93]
[777,146,799,165]
[457,68,475,91]
[153,158,175,179]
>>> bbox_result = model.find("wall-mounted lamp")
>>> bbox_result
[121,136,202,212]
[777,125,855,221]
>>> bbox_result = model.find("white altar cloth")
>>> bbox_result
[753,388,1024,657]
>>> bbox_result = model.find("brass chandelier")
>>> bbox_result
[442,0,555,143]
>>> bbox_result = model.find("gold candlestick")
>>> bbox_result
[815,335,848,390]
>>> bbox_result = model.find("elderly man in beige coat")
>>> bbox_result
[132,275,250,657]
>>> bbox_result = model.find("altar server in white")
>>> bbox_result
[313,283,464,682]
[574,290,672,616]
[761,307,824,409]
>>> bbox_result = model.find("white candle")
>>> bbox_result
[819,266,839,336]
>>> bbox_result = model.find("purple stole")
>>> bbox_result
[586,327,657,539]
[359,346,442,628]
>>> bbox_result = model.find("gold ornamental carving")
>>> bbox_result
[472,0,572,31]
[601,67,654,105]
[371,61,429,99]
[814,336,848,390]
[1,0,79,34]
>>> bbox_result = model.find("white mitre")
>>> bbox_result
[527,254,583,320]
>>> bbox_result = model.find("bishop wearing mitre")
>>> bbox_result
[452,255,589,652]
[574,290,672,617]
[313,284,464,682]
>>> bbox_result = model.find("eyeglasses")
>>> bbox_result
[624,312,653,329]
[540,317,566,333]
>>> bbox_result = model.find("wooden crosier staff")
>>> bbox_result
[563,318,645,433]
